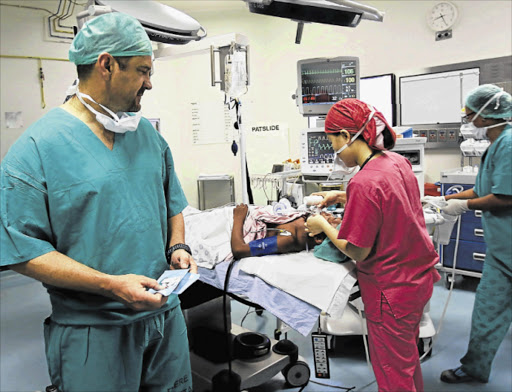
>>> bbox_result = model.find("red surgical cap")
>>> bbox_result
[325,98,396,150]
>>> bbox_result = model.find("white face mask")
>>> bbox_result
[328,108,376,178]
[330,153,358,177]
[460,122,487,140]
[69,82,141,134]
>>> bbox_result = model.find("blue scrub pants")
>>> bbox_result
[460,253,512,382]
[44,305,192,392]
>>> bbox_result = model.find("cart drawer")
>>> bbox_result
[442,239,486,273]
[449,216,485,243]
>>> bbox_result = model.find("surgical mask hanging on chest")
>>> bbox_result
[74,87,141,133]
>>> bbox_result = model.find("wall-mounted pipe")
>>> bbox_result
[0,55,69,109]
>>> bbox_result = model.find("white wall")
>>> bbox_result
[1,1,511,207]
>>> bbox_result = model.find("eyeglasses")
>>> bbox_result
[461,111,476,123]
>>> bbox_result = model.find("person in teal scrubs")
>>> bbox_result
[1,13,196,392]
[424,84,511,384]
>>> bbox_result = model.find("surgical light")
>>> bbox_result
[77,0,206,45]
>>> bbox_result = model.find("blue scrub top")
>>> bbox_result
[474,124,512,265]
[1,108,188,325]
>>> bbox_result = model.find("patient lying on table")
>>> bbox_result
[183,204,345,269]
[230,203,328,259]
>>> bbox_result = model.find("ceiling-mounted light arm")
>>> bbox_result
[80,1,207,45]
[326,0,384,22]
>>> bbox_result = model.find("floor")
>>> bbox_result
[1,270,511,392]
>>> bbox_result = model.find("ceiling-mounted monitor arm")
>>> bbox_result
[295,21,305,44]
[243,0,384,44]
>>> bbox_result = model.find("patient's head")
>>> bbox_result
[293,214,331,250]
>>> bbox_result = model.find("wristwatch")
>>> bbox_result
[166,243,192,264]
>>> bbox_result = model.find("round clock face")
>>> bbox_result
[427,2,458,31]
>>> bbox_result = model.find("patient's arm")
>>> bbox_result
[231,204,251,259]
[231,204,305,259]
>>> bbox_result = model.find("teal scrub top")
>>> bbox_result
[474,124,512,264]
[1,108,188,325]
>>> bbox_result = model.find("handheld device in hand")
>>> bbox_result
[304,195,323,206]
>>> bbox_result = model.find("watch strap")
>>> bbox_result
[166,243,192,263]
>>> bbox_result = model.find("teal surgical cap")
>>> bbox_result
[69,12,152,65]
[466,84,512,119]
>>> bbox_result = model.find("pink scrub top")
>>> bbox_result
[338,152,440,321]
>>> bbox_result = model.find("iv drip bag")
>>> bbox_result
[224,50,247,99]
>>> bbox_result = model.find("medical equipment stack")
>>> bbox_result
[296,56,359,183]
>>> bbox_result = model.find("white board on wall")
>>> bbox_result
[190,100,233,145]
[400,68,480,125]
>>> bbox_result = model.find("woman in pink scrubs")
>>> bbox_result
[305,99,440,392]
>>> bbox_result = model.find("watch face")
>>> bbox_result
[428,2,458,31]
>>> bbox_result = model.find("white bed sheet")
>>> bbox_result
[239,251,357,319]
[198,261,321,336]
[184,206,234,269]
[198,254,357,336]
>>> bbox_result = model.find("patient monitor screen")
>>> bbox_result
[300,130,336,178]
[307,132,334,164]
[298,57,359,116]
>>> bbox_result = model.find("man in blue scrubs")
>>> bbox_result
[1,12,196,392]
[424,84,511,384]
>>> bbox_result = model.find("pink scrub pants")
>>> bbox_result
[366,295,424,392]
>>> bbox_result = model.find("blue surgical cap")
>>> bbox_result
[465,84,512,119]
[69,12,152,65]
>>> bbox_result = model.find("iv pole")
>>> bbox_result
[154,33,250,204]
[209,40,251,204]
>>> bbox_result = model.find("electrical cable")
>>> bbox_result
[51,0,73,34]
[239,306,256,328]
[234,100,254,205]
[418,214,462,361]
[306,379,356,391]
[262,173,272,202]
[222,260,237,374]
[56,0,76,32]
[0,2,54,14]
[46,0,74,39]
